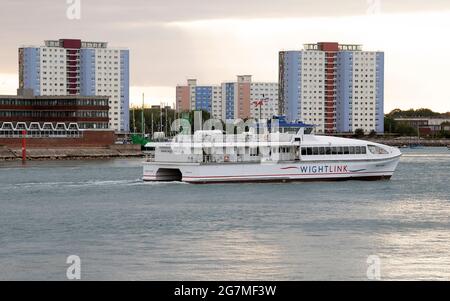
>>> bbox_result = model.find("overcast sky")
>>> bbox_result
[1,0,450,112]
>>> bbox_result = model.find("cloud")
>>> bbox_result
[1,1,450,111]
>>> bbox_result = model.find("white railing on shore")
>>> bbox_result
[0,131,82,139]
[0,122,80,132]
[0,122,83,139]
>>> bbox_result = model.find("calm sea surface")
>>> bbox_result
[1,147,449,280]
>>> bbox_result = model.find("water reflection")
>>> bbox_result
[0,149,449,280]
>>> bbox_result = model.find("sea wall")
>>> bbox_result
[0,131,116,148]
[368,138,450,147]
[0,144,143,161]
[1,138,448,162]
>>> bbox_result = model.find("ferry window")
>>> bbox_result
[326,147,332,155]
[301,148,307,156]
[368,145,388,155]
[344,147,350,155]
[307,147,313,155]
[313,147,319,155]
[355,146,361,154]
[331,147,338,155]
[361,147,367,154]
[319,147,325,155]
[349,146,355,154]
[337,147,343,155]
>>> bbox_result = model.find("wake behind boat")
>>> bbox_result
[143,118,401,184]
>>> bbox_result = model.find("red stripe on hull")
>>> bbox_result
[181,171,394,179]
[185,175,392,184]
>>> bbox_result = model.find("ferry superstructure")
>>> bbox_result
[143,119,401,184]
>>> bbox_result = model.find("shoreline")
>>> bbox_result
[0,155,145,162]
[0,145,144,161]
[367,138,450,147]
[1,139,449,162]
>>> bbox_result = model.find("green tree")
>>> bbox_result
[354,128,365,138]
[387,108,442,118]
[130,107,178,136]
[384,116,397,134]
[387,109,403,118]
[395,123,418,137]
[437,130,450,139]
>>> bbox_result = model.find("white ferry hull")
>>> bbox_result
[143,156,401,184]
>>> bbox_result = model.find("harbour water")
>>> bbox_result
[0,147,449,280]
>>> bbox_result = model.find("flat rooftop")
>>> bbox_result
[0,95,109,100]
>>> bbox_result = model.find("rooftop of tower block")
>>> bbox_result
[303,42,363,52]
[44,39,108,49]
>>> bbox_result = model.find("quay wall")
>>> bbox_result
[367,138,450,147]
[1,137,448,161]
[0,131,116,148]
[0,144,143,161]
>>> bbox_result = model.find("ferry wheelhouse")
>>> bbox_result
[143,118,401,184]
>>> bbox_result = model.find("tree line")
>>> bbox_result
[384,108,450,138]
[129,108,450,138]
[129,108,211,136]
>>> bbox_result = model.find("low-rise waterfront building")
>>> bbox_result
[394,117,450,136]
[0,90,115,147]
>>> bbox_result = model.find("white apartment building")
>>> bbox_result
[279,42,384,134]
[177,76,279,122]
[250,82,279,120]
[19,39,130,132]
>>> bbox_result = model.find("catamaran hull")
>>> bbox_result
[143,156,401,184]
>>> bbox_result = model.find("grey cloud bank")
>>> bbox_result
[1,0,450,111]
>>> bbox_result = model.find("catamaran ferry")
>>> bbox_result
[143,118,401,184]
